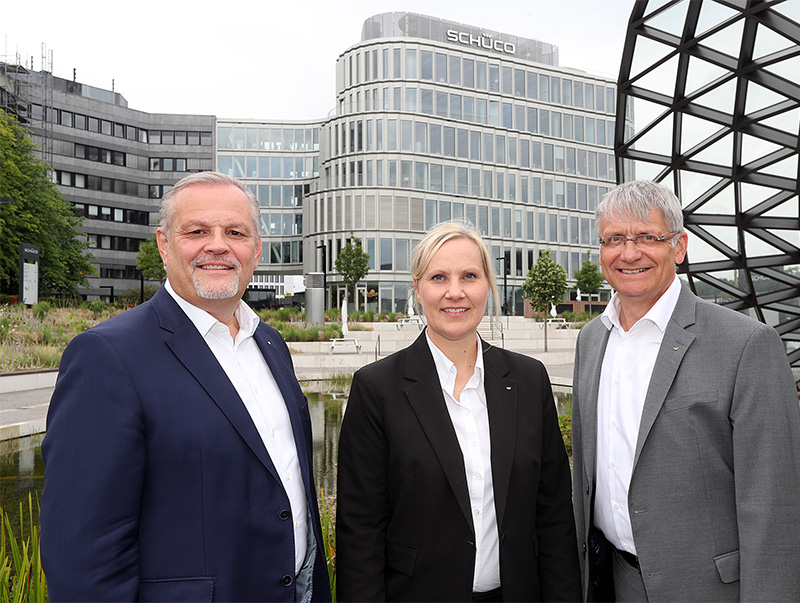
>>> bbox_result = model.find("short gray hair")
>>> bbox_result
[596,181,684,237]
[159,172,260,238]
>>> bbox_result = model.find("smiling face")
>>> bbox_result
[599,207,687,324]
[414,237,489,351]
[157,183,262,321]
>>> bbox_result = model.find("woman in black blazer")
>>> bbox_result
[337,221,581,602]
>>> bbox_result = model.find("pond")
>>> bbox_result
[0,387,570,517]
[0,392,347,519]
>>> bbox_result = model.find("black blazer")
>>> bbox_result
[336,332,581,602]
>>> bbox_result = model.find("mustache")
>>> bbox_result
[190,254,242,270]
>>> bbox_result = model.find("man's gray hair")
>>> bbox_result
[596,180,685,237]
[159,172,260,238]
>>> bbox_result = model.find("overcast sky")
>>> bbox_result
[3,0,636,120]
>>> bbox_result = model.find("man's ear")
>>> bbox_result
[156,228,169,263]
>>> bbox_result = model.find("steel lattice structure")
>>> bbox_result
[617,0,800,370]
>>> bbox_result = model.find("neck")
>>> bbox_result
[429,331,479,371]
[207,300,241,340]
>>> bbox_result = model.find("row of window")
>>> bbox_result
[99,264,140,280]
[218,126,320,151]
[342,46,616,114]
[333,118,615,170]
[30,104,212,145]
[320,234,595,280]
[73,202,149,225]
[242,183,308,208]
[56,170,146,197]
[86,234,144,252]
[327,157,614,203]
[260,213,303,236]
[317,195,599,246]
[217,155,319,180]
[336,87,615,145]
[260,241,303,265]
[74,143,126,166]
[149,158,188,172]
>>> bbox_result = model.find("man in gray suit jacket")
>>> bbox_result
[572,180,800,602]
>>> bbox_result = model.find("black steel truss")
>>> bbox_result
[617,0,800,371]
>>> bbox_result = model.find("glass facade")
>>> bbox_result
[617,0,800,370]
[309,12,616,312]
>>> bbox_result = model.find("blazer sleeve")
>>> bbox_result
[730,324,800,600]
[41,331,145,601]
[533,361,583,601]
[336,369,390,602]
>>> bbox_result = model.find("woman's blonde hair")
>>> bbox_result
[410,220,501,316]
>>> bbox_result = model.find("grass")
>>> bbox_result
[0,304,122,373]
[0,493,46,602]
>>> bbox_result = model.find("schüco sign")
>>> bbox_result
[446,29,516,55]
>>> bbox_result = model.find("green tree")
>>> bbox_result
[136,233,166,283]
[0,111,95,297]
[574,255,604,317]
[334,234,370,308]
[522,249,567,352]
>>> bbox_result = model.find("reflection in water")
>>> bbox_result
[0,433,45,529]
[308,391,346,499]
[2,388,568,513]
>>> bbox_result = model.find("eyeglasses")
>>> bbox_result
[599,232,679,248]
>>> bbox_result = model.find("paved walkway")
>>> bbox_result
[0,359,575,440]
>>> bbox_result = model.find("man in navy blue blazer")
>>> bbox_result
[41,172,331,602]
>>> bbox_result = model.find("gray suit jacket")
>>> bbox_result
[572,282,800,602]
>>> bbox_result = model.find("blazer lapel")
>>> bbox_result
[633,283,697,469]
[253,325,316,500]
[403,334,475,532]
[482,341,517,530]
[151,289,281,484]
[578,320,611,487]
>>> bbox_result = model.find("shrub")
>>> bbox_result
[32,302,51,320]
[559,414,572,458]
[89,300,108,316]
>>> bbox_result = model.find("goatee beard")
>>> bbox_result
[190,254,242,300]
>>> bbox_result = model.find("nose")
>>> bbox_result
[445,280,465,299]
[619,238,642,261]
[204,229,231,254]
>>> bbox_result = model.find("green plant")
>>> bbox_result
[558,414,572,458]
[32,303,51,321]
[319,491,336,601]
[0,319,10,342]
[88,300,107,316]
[0,492,48,601]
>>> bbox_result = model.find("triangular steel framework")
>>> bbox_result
[617,0,800,371]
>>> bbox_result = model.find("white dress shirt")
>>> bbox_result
[165,281,308,574]
[426,333,501,592]
[594,277,681,555]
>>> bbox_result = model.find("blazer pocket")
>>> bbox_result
[713,550,740,584]
[139,576,214,602]
[386,541,418,577]
[663,391,717,413]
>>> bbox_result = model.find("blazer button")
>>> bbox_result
[281,574,293,587]
[279,509,291,520]
[582,543,587,552]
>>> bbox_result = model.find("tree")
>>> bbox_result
[574,255,604,317]
[0,111,95,297]
[334,234,370,308]
[522,249,567,352]
[136,233,166,283]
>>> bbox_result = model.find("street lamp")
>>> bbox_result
[496,255,508,316]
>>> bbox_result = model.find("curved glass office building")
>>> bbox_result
[616,0,800,368]
[305,13,618,312]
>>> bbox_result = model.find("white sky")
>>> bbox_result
[3,0,636,120]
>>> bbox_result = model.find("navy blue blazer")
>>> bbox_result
[41,287,331,602]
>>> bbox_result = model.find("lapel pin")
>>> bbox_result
[673,346,679,351]
[506,386,512,390]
